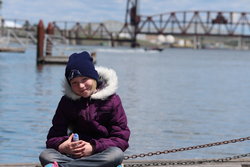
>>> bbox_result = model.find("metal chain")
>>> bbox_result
[123,152,250,166]
[124,136,250,160]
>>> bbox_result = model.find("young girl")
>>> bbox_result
[39,51,130,167]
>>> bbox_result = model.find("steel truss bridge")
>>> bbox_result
[1,0,250,49]
[45,10,249,48]
[48,9,250,49]
[137,11,250,36]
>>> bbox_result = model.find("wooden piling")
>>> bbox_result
[45,22,54,57]
[36,20,45,64]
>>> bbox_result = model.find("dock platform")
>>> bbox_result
[0,47,25,53]
[38,52,97,64]
[39,56,69,64]
[1,158,250,167]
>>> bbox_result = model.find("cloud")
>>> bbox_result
[2,0,126,24]
[1,0,250,25]
[140,0,250,15]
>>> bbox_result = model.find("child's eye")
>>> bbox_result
[71,82,78,86]
[81,78,88,82]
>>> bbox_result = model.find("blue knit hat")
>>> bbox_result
[65,51,99,84]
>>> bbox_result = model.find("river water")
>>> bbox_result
[0,46,250,163]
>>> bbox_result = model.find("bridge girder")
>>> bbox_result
[137,11,250,37]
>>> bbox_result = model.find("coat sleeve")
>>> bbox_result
[46,96,70,150]
[90,95,130,153]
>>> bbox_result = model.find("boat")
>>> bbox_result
[144,47,164,52]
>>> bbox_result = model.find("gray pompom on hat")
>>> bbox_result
[65,51,99,84]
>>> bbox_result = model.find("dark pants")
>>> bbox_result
[39,147,124,167]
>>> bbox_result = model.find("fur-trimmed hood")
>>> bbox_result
[63,66,118,100]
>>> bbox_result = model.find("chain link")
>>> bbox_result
[124,153,250,167]
[124,136,250,160]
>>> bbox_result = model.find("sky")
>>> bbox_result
[1,0,250,25]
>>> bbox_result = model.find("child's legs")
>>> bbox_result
[39,148,73,166]
[60,147,124,167]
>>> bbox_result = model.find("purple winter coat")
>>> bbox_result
[46,66,130,153]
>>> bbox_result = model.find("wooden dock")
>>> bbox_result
[0,47,25,53]
[37,52,97,64]
[1,158,250,167]
[39,56,69,64]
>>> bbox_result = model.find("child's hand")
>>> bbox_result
[81,142,93,157]
[58,134,75,155]
[58,134,93,158]
[70,141,93,158]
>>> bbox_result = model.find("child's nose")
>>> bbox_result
[79,82,85,88]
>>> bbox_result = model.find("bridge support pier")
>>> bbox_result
[193,36,202,49]
[237,36,243,50]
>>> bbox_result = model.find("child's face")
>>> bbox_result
[70,76,97,98]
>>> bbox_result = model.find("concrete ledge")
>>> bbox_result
[1,158,250,167]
